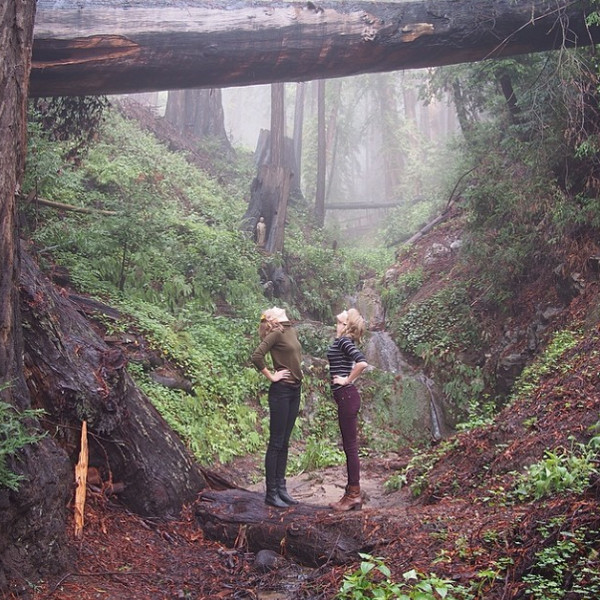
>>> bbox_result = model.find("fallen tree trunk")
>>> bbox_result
[31,0,600,97]
[19,247,207,517]
[195,488,376,567]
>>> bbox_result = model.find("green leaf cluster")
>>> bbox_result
[523,527,600,600]
[337,554,469,600]
[512,437,599,501]
[0,400,46,491]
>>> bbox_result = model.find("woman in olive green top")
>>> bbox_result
[251,307,303,508]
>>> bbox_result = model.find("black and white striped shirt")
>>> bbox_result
[327,336,367,390]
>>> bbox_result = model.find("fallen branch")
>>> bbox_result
[20,194,117,216]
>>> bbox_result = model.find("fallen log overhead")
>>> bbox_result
[31,0,600,97]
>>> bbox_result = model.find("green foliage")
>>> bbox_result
[337,555,469,600]
[284,227,364,321]
[385,439,459,497]
[512,329,581,400]
[380,268,425,313]
[392,283,485,418]
[394,284,479,356]
[29,96,109,160]
[512,437,599,501]
[423,53,600,308]
[0,399,46,491]
[336,554,401,599]
[291,436,345,473]
[523,527,600,600]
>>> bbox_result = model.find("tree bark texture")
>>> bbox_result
[244,137,299,241]
[164,88,234,155]
[0,0,76,592]
[270,83,286,168]
[292,82,306,191]
[19,249,207,518]
[31,0,600,97]
[195,488,377,567]
[315,79,326,226]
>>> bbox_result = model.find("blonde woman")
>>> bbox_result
[251,307,303,508]
[327,308,368,511]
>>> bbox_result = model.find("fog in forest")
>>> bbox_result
[125,69,460,247]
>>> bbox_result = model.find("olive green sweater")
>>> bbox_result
[251,323,303,383]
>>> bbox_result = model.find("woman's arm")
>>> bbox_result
[332,360,368,386]
[260,367,291,382]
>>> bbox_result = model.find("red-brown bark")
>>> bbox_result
[31,0,600,97]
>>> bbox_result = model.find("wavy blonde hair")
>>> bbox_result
[258,307,285,340]
[341,308,366,343]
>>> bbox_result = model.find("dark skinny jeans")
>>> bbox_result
[265,381,301,485]
[333,385,361,487]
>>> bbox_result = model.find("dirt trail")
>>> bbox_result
[243,455,406,511]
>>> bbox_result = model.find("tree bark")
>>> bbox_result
[19,249,207,517]
[270,83,286,168]
[315,79,326,227]
[31,0,600,97]
[195,488,373,567]
[164,88,234,155]
[244,129,301,243]
[292,82,306,191]
[0,0,76,591]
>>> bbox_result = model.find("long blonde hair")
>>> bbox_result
[342,308,366,343]
[258,307,285,340]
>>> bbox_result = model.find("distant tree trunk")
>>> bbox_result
[315,79,326,227]
[377,75,403,200]
[271,83,285,167]
[243,84,292,253]
[452,79,476,137]
[324,79,342,204]
[497,72,521,125]
[165,88,233,155]
[292,82,306,192]
[0,0,74,591]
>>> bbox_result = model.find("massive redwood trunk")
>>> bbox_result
[31,0,600,97]
[0,0,75,592]
[19,249,207,518]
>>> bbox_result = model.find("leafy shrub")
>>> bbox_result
[0,400,46,491]
[512,329,581,400]
[380,267,425,313]
[337,555,469,600]
[523,526,600,600]
[394,284,480,356]
[512,439,599,501]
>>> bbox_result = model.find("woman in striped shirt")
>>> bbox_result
[327,308,368,511]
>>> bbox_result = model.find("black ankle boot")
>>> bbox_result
[265,486,288,508]
[277,478,299,505]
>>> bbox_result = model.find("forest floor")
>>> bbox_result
[8,452,411,600]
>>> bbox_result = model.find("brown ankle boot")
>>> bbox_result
[330,484,362,511]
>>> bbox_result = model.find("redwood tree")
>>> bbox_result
[0,0,74,589]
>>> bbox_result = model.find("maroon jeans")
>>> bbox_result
[333,385,361,486]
